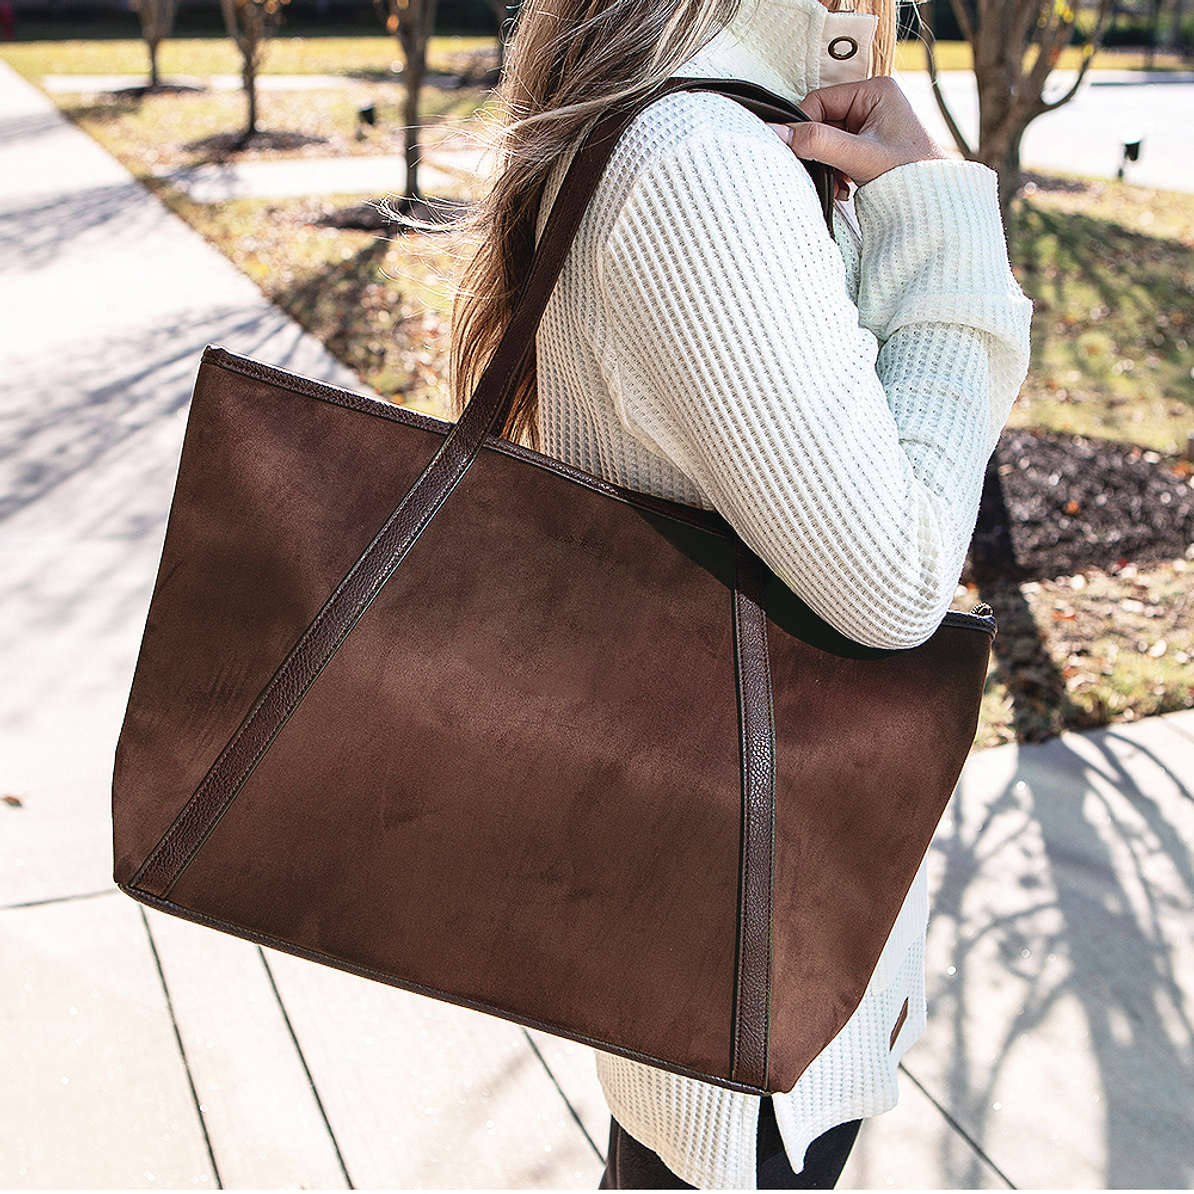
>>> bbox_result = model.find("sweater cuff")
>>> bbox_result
[853,156,1001,232]
[851,157,1019,344]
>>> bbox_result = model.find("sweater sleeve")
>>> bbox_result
[594,127,1033,649]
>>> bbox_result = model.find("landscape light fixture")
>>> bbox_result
[1117,136,1142,180]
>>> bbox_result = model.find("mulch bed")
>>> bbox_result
[964,428,1194,583]
[111,82,207,98]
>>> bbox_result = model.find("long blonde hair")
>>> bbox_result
[442,0,897,450]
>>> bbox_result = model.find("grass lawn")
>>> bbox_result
[0,32,499,81]
[1011,173,1194,456]
[38,80,494,171]
[4,36,1192,747]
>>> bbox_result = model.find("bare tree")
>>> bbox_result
[132,0,177,90]
[220,0,292,145]
[916,0,1117,224]
[374,0,440,205]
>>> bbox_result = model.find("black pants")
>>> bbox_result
[598,1096,861,1189]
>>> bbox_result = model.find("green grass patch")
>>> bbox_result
[1010,172,1194,455]
[0,33,496,81]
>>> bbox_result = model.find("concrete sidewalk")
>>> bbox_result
[2,58,1192,1189]
[156,144,492,203]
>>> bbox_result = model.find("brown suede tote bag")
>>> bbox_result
[111,75,995,1096]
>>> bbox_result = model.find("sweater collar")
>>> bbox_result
[672,0,878,106]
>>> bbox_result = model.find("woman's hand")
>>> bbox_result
[768,77,948,200]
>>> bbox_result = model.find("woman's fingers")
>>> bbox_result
[767,125,853,201]
[769,77,946,188]
[783,120,897,186]
[770,119,893,187]
[791,78,885,130]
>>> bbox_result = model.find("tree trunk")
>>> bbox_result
[998,132,1024,231]
[395,0,437,202]
[149,40,160,89]
[403,55,423,199]
[971,66,1028,231]
[245,63,257,138]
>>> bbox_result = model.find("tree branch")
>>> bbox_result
[1011,0,1042,56]
[917,2,975,158]
[948,0,976,46]
[1036,0,1115,111]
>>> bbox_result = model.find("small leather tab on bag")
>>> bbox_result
[889,996,910,1050]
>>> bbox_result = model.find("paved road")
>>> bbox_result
[3,57,1193,1189]
[898,68,1194,193]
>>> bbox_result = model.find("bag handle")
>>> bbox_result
[129,76,830,901]
[514,75,834,445]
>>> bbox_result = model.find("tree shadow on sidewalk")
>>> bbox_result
[923,722,1194,1187]
[0,302,328,534]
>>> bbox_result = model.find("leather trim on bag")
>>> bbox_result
[115,880,774,1096]
[729,541,777,1090]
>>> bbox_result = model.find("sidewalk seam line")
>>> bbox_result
[140,904,224,1189]
[258,947,356,1190]
[2,887,118,911]
[521,1028,606,1165]
[898,1061,1017,1189]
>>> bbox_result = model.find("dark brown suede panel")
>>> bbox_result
[113,351,993,1089]
[111,364,441,885]
[161,432,745,1078]
[764,621,989,1092]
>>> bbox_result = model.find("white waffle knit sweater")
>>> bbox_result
[530,0,1033,1186]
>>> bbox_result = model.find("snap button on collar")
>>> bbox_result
[828,35,858,60]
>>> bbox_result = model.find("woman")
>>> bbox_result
[448,0,1032,1187]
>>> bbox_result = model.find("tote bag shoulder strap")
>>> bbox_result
[481,74,833,451]
[129,75,827,904]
